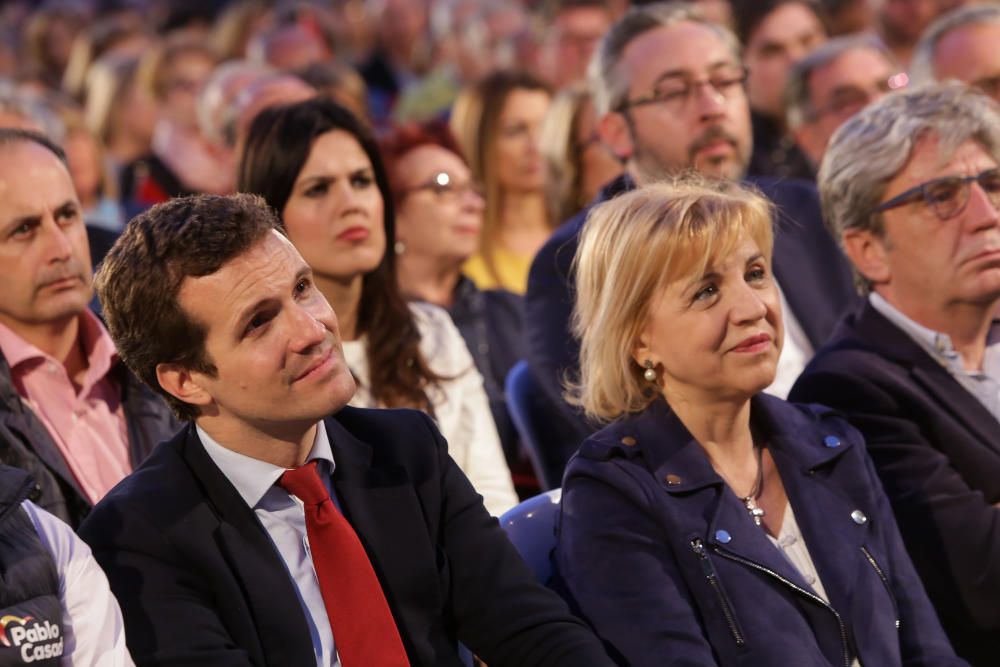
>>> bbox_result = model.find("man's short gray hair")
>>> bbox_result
[819,82,1000,291]
[911,4,1000,85]
[785,34,895,129]
[587,1,741,117]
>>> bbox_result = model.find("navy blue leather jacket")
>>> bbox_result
[557,394,965,667]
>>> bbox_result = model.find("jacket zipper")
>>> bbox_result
[861,545,900,630]
[712,547,851,667]
[690,539,746,646]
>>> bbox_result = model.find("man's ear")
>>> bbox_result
[156,362,213,409]
[598,111,635,163]
[841,227,891,286]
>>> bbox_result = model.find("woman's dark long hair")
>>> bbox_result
[237,96,440,412]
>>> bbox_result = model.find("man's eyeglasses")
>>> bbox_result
[614,65,749,113]
[873,167,1000,220]
[399,172,483,201]
[809,72,907,121]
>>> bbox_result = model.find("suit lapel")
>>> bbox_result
[855,303,1000,455]
[324,415,435,631]
[180,426,317,667]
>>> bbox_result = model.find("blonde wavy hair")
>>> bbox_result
[569,177,775,422]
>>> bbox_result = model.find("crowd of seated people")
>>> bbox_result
[0,0,999,665]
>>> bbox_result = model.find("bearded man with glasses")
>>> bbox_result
[524,1,857,484]
[791,82,1000,667]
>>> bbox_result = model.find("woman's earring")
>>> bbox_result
[394,241,406,255]
[643,360,657,383]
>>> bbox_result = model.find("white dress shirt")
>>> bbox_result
[342,302,518,516]
[22,501,134,667]
[765,282,814,400]
[198,422,339,667]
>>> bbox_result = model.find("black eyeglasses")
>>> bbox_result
[399,172,483,201]
[615,65,749,113]
[873,167,1000,220]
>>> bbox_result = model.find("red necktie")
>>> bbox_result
[278,461,410,667]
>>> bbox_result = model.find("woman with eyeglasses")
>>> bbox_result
[450,70,552,294]
[379,120,526,469]
[238,97,518,516]
[556,178,965,667]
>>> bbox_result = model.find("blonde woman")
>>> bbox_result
[556,179,962,667]
[539,83,621,224]
[450,70,552,294]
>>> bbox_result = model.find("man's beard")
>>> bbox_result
[631,124,749,183]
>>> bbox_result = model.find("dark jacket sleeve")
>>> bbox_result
[791,366,1000,633]
[523,221,596,478]
[556,457,719,667]
[419,413,614,667]
[80,499,255,667]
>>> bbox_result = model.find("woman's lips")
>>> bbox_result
[731,333,772,353]
[337,226,370,242]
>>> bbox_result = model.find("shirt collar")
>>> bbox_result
[0,310,118,377]
[869,292,1000,374]
[197,420,336,509]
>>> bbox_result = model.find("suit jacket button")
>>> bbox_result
[621,436,637,446]
[824,435,841,448]
[851,510,867,525]
[665,473,682,485]
[715,529,732,544]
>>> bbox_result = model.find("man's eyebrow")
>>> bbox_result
[0,213,37,236]
[0,198,77,236]
[232,264,313,330]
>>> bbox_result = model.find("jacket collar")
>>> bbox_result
[620,394,853,495]
[846,301,1000,450]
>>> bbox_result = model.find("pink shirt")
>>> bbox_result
[0,312,131,504]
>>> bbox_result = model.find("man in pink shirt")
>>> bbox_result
[0,128,178,528]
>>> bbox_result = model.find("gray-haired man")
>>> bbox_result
[911,4,1000,102]
[791,82,1000,666]
[785,34,900,171]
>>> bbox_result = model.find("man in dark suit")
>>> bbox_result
[524,3,856,481]
[790,82,1000,666]
[79,193,613,667]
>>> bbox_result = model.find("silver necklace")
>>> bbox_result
[742,444,766,526]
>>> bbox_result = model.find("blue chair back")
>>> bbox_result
[499,489,562,585]
[505,360,559,490]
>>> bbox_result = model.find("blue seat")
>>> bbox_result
[499,489,562,585]
[505,360,561,490]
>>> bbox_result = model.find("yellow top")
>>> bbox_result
[463,246,533,294]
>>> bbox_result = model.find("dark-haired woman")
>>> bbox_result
[238,97,517,516]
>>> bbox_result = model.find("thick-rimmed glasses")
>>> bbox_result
[873,167,1000,221]
[399,172,483,201]
[614,65,749,114]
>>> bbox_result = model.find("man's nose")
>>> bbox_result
[289,303,328,352]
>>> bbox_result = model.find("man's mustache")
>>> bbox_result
[688,126,740,157]
[35,262,89,291]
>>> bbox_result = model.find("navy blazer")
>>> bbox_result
[790,301,1000,666]
[523,175,858,483]
[556,395,963,667]
[80,407,613,667]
